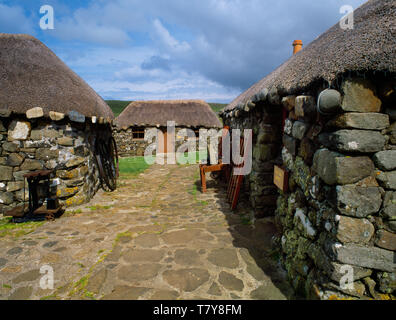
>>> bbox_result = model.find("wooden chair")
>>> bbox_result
[199,127,230,192]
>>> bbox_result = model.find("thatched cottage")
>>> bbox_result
[221,0,395,299]
[0,33,115,216]
[114,100,222,156]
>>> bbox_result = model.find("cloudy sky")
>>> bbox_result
[1,0,366,103]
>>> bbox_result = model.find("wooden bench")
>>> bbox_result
[199,127,230,193]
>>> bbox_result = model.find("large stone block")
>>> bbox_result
[376,171,396,190]
[20,159,44,171]
[335,185,382,217]
[281,96,296,111]
[26,107,44,119]
[335,157,375,185]
[35,148,59,161]
[6,181,24,192]
[49,111,65,121]
[42,128,61,139]
[341,78,382,113]
[327,113,390,130]
[13,170,30,181]
[7,121,31,141]
[0,165,13,181]
[326,262,372,283]
[322,130,386,153]
[6,153,24,167]
[381,191,396,221]
[313,149,374,185]
[0,192,14,205]
[336,216,374,244]
[2,142,19,152]
[295,96,316,119]
[57,137,74,147]
[375,230,396,251]
[333,243,394,272]
[373,151,396,171]
[56,185,79,199]
[66,157,86,168]
[56,166,88,180]
[68,110,85,123]
[292,121,309,140]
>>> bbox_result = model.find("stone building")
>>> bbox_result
[0,33,115,215]
[220,0,395,299]
[114,100,222,156]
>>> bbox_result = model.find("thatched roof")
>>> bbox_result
[225,0,395,111]
[0,33,114,119]
[115,100,222,129]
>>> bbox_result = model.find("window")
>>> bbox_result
[194,129,200,139]
[132,127,145,140]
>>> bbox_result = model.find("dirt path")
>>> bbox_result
[0,164,294,300]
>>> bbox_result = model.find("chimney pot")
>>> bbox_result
[293,40,303,55]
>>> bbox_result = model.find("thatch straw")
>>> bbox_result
[115,100,222,129]
[226,0,395,111]
[0,33,114,119]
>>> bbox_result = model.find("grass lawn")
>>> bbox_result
[176,150,208,164]
[118,151,206,177]
[105,100,131,117]
[118,156,153,178]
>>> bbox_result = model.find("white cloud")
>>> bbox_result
[0,3,34,34]
[152,19,190,53]
[6,0,367,102]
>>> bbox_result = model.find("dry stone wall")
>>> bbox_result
[223,104,282,218]
[114,126,204,157]
[222,75,396,299]
[0,114,112,215]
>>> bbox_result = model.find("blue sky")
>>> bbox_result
[0,0,366,103]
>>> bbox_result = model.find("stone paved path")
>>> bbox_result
[0,164,294,300]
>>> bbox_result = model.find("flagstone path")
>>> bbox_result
[0,164,294,300]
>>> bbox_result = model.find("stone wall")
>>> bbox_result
[0,114,112,215]
[222,75,396,299]
[114,126,203,157]
[223,103,282,218]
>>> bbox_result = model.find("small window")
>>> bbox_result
[132,127,145,140]
[194,129,200,139]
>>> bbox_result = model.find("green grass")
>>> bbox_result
[105,100,131,117]
[208,103,227,114]
[176,150,208,165]
[118,156,152,177]
[106,100,227,118]
[0,217,44,238]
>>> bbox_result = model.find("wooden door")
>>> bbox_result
[158,129,168,154]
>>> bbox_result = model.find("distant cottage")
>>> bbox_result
[0,33,115,216]
[114,100,222,156]
[221,0,395,299]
